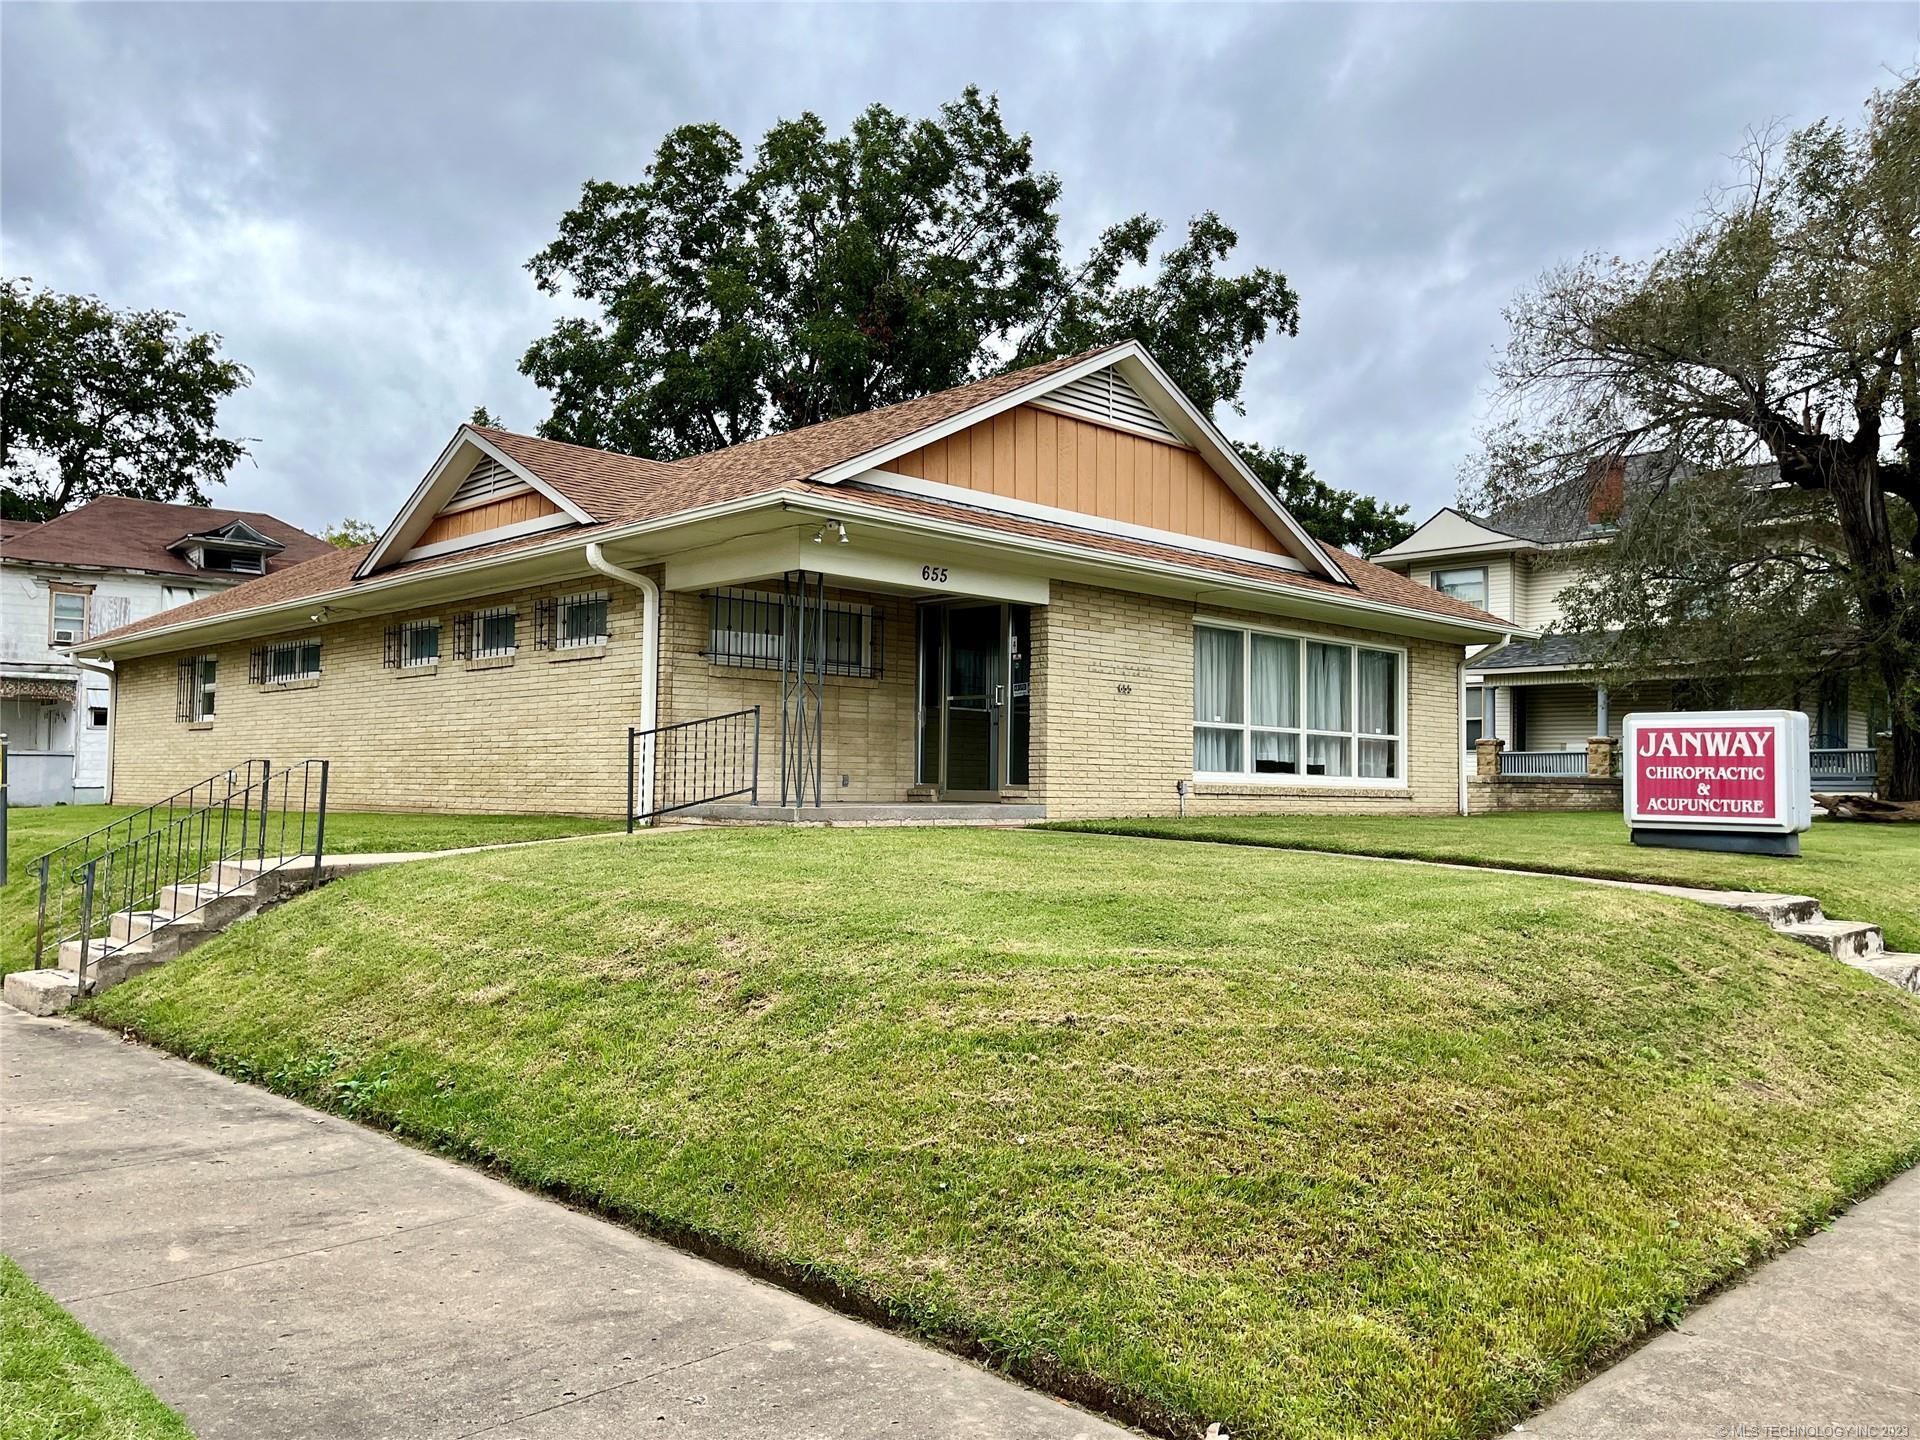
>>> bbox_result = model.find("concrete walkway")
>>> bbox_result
[1523,1164,1920,1437]
[0,1005,1129,1440]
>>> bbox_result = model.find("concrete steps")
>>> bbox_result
[16,864,323,1016]
[1776,917,1884,963]
[1858,954,1920,993]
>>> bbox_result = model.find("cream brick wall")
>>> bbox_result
[1033,582,1466,819]
[111,570,1469,821]
[112,573,655,816]
[656,584,918,804]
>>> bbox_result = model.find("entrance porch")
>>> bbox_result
[638,540,1049,824]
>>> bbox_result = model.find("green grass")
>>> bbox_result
[1050,811,1920,952]
[84,827,1920,1440]
[1,1256,194,1440]
[1,804,621,973]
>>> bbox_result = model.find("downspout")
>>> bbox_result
[1457,652,1469,816]
[585,544,659,823]
[74,656,117,804]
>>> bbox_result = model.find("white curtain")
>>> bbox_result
[1305,642,1350,732]
[1305,735,1351,777]
[1250,634,1297,727]
[1357,650,1396,736]
[1252,731,1298,774]
[1193,627,1243,724]
[1194,727,1242,772]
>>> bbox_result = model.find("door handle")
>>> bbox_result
[994,684,1005,707]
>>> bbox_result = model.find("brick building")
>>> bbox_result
[76,342,1512,822]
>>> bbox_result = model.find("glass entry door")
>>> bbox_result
[917,603,1030,799]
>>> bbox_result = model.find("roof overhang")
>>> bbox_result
[79,485,1522,660]
[1373,507,1539,565]
[353,426,595,580]
[804,341,1349,586]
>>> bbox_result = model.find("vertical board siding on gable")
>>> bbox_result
[416,490,564,547]
[887,405,1287,555]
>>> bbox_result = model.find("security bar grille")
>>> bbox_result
[703,587,881,678]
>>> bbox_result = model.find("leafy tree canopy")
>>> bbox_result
[321,517,379,549]
[1465,76,1920,798]
[1236,443,1413,555]
[1,279,251,520]
[468,405,503,429]
[521,88,1301,460]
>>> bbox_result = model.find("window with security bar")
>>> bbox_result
[250,640,322,684]
[535,592,610,650]
[457,606,517,659]
[705,587,881,678]
[174,656,217,721]
[383,619,441,668]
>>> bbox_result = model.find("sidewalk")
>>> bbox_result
[0,1005,1130,1440]
[1523,1164,1919,1438]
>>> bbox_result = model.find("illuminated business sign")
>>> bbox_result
[1622,710,1811,855]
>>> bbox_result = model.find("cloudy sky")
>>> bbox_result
[4,2,1914,535]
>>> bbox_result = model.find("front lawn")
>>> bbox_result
[85,828,1920,1440]
[1051,811,1920,952]
[2,804,621,972]
[1,1255,194,1440]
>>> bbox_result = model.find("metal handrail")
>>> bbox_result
[628,708,760,830]
[45,759,329,988]
[32,760,269,968]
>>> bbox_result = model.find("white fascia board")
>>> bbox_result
[780,492,1523,645]
[803,341,1347,586]
[353,427,593,580]
[77,490,785,660]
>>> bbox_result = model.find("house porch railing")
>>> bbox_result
[1496,749,1589,778]
[1809,747,1877,791]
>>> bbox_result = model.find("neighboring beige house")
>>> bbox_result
[1,499,330,804]
[1374,458,1886,792]
[74,342,1513,823]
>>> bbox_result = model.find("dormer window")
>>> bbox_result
[169,519,284,576]
[199,547,266,574]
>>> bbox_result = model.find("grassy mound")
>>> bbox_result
[1049,811,1920,952]
[85,828,1920,1440]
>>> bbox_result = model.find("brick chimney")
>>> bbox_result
[1585,455,1626,525]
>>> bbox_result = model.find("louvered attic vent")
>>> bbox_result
[1036,366,1181,443]
[446,456,527,510]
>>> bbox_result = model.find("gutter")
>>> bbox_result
[585,543,659,822]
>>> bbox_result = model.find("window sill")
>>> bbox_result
[1193,776,1410,793]
[702,662,883,688]
[259,678,321,692]
[547,643,608,664]
[466,654,516,671]
[186,721,215,733]
[394,663,439,678]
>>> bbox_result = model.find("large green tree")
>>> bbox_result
[0,279,252,520]
[521,88,1301,460]
[1468,77,1920,799]
[1237,443,1413,555]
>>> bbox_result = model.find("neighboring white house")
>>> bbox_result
[2,498,331,804]
[1373,457,1886,791]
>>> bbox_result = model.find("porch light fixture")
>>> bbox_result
[810,521,850,545]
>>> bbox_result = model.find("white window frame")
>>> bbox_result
[263,640,321,683]
[1464,685,1485,751]
[401,618,441,668]
[1430,565,1488,610]
[472,606,518,659]
[556,590,611,649]
[49,588,89,644]
[1192,619,1408,788]
[708,587,877,678]
[195,655,218,720]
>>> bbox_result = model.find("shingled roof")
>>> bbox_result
[0,497,331,577]
[82,344,1508,649]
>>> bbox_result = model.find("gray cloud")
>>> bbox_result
[4,2,1913,533]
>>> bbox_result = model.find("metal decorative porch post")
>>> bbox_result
[779,569,826,808]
